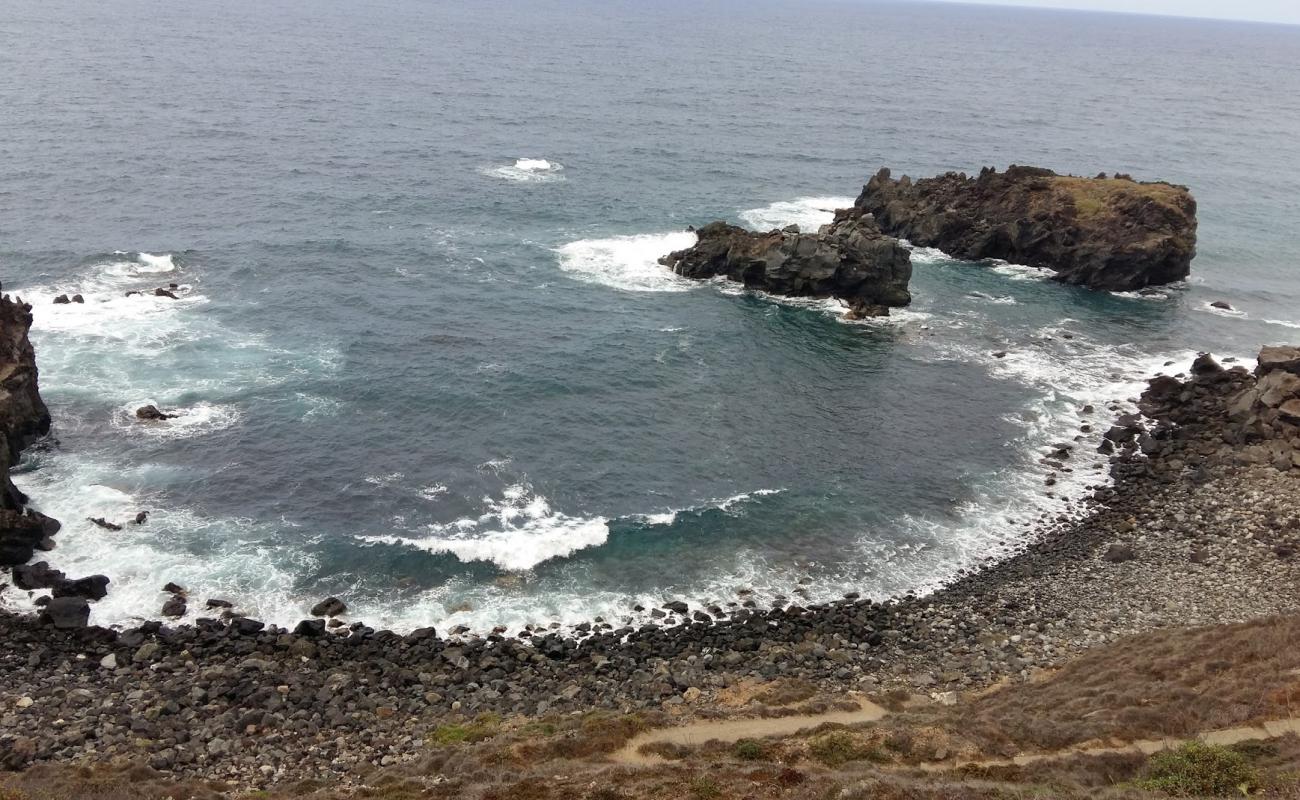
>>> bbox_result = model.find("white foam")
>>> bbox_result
[900,242,952,264]
[1264,318,1300,329]
[481,158,566,183]
[555,231,699,293]
[5,455,309,628]
[113,401,241,439]
[632,488,785,526]
[967,291,1017,305]
[738,196,855,232]
[1199,301,1246,318]
[1111,289,1170,301]
[419,483,449,500]
[359,482,608,571]
[989,261,1055,281]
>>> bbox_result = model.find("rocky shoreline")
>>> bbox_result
[2,348,1297,788]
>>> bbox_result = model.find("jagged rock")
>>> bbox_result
[53,294,71,304]
[71,294,84,303]
[1257,371,1300,408]
[133,510,149,524]
[0,294,55,567]
[1257,346,1300,377]
[1279,399,1300,423]
[0,510,47,566]
[294,619,327,637]
[52,574,110,601]
[11,561,65,590]
[857,166,1197,291]
[41,596,89,629]
[154,288,179,300]
[206,598,234,609]
[135,404,176,421]
[658,210,912,316]
[162,581,185,594]
[88,517,122,531]
[310,596,347,617]
[663,600,689,615]
[161,595,187,617]
[1210,300,1233,310]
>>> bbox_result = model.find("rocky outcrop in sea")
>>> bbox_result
[659,209,913,317]
[857,166,1197,291]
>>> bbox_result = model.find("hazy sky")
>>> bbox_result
[938,0,1300,24]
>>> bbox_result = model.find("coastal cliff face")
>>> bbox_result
[659,209,913,317]
[0,292,54,567]
[857,166,1197,291]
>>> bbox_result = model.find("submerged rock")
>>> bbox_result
[857,166,1197,291]
[658,209,912,316]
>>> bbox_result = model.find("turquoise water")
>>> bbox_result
[2,0,1298,631]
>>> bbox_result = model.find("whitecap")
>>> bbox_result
[967,290,1017,305]
[1264,318,1300,329]
[358,482,608,571]
[738,196,855,232]
[1111,289,1170,301]
[480,158,566,183]
[555,231,698,292]
[989,261,1055,281]
[630,488,785,526]
[1199,301,1246,318]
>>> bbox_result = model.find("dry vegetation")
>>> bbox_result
[3,616,1300,799]
[1050,175,1190,221]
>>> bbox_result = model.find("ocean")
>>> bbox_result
[2,0,1298,633]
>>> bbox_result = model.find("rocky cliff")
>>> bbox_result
[0,291,56,567]
[659,209,913,317]
[857,166,1197,291]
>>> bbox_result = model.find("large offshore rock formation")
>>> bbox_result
[857,166,1197,291]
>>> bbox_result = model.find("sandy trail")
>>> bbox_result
[611,699,888,765]
[611,696,1300,769]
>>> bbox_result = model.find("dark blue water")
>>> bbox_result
[3,0,1298,630]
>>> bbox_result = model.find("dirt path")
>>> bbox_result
[612,697,1300,769]
[611,699,888,765]
[928,717,1300,771]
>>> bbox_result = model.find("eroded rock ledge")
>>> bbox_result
[857,165,1197,291]
[659,209,913,317]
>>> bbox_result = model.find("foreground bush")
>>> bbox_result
[1137,741,1257,797]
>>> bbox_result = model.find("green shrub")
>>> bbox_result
[1136,741,1257,797]
[808,731,883,767]
[689,775,721,799]
[429,712,501,745]
[734,738,768,761]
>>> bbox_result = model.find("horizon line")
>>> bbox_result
[904,0,1300,27]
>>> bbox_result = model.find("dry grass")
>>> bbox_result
[942,614,1300,756]
[1048,175,1189,222]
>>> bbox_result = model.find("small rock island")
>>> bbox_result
[857,165,1197,291]
[659,208,913,318]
